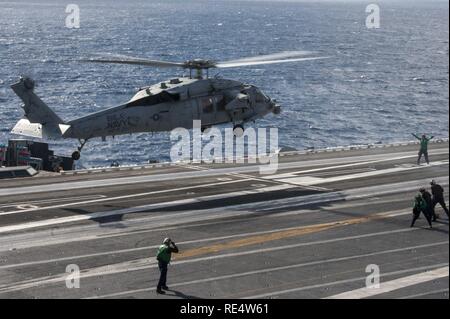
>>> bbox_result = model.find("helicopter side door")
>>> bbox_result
[213,94,230,125]
[199,96,216,127]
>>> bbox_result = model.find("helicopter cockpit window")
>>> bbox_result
[201,97,214,113]
[255,92,265,102]
[255,88,269,103]
[126,91,180,108]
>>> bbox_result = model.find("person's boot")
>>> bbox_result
[162,285,169,290]
[156,287,166,294]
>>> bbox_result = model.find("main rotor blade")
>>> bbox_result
[81,55,185,68]
[219,50,315,64]
[216,56,329,68]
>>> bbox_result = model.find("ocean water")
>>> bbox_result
[0,0,448,168]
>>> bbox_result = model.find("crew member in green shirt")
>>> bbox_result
[412,133,434,165]
[411,192,432,228]
[156,237,179,294]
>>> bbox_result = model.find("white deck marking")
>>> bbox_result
[279,176,324,185]
[263,149,448,180]
[277,161,448,186]
[264,162,382,180]
[88,242,448,299]
[0,195,106,209]
[325,266,449,299]
[399,288,449,299]
[0,148,447,197]
[0,184,295,233]
[243,264,449,299]
[179,164,287,185]
[0,178,252,216]
[303,168,376,177]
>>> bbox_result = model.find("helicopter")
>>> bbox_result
[10,51,327,160]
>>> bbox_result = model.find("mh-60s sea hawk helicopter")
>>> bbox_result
[10,51,327,160]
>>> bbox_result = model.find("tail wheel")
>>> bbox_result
[72,151,81,161]
[233,124,244,137]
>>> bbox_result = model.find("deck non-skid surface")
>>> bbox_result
[0,143,448,299]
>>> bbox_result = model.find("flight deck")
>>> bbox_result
[0,141,448,299]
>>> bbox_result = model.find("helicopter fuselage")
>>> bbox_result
[64,77,279,140]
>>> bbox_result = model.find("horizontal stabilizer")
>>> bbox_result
[11,118,70,140]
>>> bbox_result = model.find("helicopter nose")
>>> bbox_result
[270,99,281,114]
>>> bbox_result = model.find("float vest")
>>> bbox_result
[420,138,430,152]
[414,196,427,210]
[156,245,172,263]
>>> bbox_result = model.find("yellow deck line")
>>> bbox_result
[174,210,403,260]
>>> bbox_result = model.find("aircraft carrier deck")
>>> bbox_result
[0,141,448,299]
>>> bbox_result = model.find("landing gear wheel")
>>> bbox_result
[72,139,89,161]
[233,124,244,137]
[72,151,81,161]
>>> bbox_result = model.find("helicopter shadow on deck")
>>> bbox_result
[60,188,323,227]
[136,186,449,234]
[141,187,322,214]
[63,207,127,228]
[62,188,449,234]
